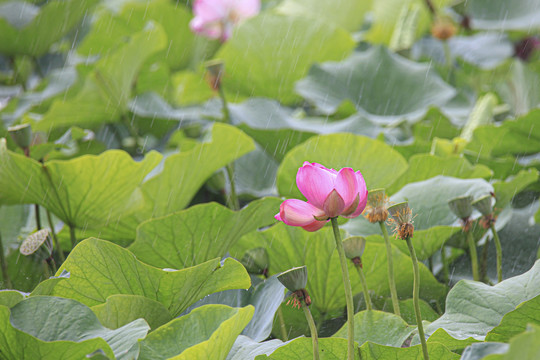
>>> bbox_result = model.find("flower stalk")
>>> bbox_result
[490,224,503,283]
[380,222,400,315]
[406,237,430,360]
[206,60,239,211]
[0,232,12,289]
[449,196,479,281]
[277,267,319,360]
[388,202,429,360]
[473,195,502,283]
[365,189,400,315]
[330,218,355,360]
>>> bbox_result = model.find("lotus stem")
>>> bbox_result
[405,237,430,360]
[46,209,64,262]
[0,232,12,289]
[330,217,355,360]
[467,231,480,281]
[277,306,288,341]
[302,303,319,360]
[380,222,400,316]
[69,225,77,249]
[218,86,240,211]
[440,246,449,284]
[354,265,372,311]
[490,224,503,283]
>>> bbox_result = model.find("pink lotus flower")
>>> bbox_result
[190,0,260,42]
[275,162,368,232]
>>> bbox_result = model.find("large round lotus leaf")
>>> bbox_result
[216,14,355,104]
[465,0,540,30]
[0,0,98,56]
[296,46,455,122]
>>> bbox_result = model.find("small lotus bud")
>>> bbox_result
[343,236,366,260]
[448,196,473,220]
[8,124,32,149]
[364,188,389,223]
[431,16,457,41]
[472,195,494,216]
[20,229,53,260]
[277,266,307,292]
[241,247,269,276]
[205,59,225,90]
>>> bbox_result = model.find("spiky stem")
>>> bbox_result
[46,209,64,262]
[405,237,430,360]
[277,306,288,341]
[490,224,503,283]
[302,303,319,360]
[354,265,372,311]
[380,221,400,316]
[467,231,480,281]
[330,217,355,360]
[0,232,12,289]
[218,86,240,211]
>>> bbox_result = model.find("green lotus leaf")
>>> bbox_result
[424,260,540,340]
[0,139,161,229]
[482,324,540,360]
[35,24,167,130]
[276,0,371,31]
[216,14,355,104]
[0,0,99,56]
[387,154,492,194]
[138,304,254,360]
[42,238,250,317]
[92,295,172,330]
[464,0,540,30]
[296,46,455,121]
[0,295,151,359]
[391,176,494,230]
[333,310,414,347]
[256,337,355,359]
[486,295,540,343]
[359,341,459,360]
[129,197,281,269]
[230,98,383,162]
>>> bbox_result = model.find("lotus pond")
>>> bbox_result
[0,0,540,359]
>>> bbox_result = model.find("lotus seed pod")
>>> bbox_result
[388,202,413,224]
[472,195,494,216]
[241,247,269,275]
[342,236,366,260]
[277,266,307,292]
[8,124,32,149]
[20,229,52,260]
[448,196,474,219]
[365,188,390,223]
